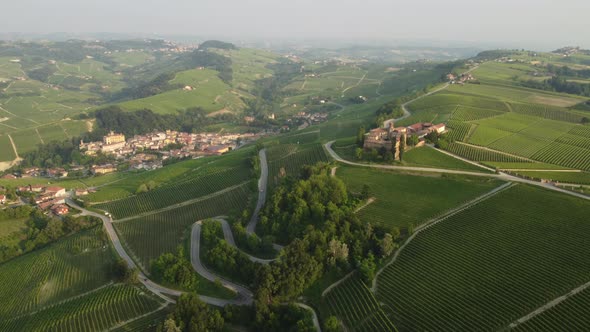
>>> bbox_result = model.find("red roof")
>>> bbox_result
[45,186,65,192]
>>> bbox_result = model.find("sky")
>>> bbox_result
[1,0,589,49]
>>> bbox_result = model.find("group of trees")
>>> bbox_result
[151,247,199,291]
[523,76,590,97]
[253,163,400,324]
[0,206,101,263]
[374,99,405,128]
[18,138,116,170]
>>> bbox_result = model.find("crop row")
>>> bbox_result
[0,227,114,319]
[512,287,590,331]
[0,284,163,332]
[450,105,504,122]
[114,184,252,269]
[324,275,397,331]
[445,120,472,142]
[532,142,590,171]
[488,134,552,158]
[96,167,251,219]
[376,185,590,331]
[556,133,590,150]
[446,142,530,162]
[268,144,330,187]
[510,103,585,123]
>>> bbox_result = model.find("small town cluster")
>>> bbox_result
[77,130,262,174]
[14,185,71,216]
[364,121,446,159]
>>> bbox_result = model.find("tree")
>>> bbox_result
[354,148,363,161]
[327,239,349,266]
[370,148,379,161]
[136,184,148,194]
[409,134,419,146]
[324,316,342,332]
[399,136,406,161]
[169,293,224,332]
[356,126,365,146]
[384,151,394,163]
[380,233,396,258]
[163,318,182,332]
[359,253,377,285]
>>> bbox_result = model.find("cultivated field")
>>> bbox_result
[0,284,164,332]
[96,166,252,219]
[267,143,330,187]
[376,184,590,331]
[323,275,397,331]
[114,184,252,269]
[337,166,501,229]
[0,227,115,319]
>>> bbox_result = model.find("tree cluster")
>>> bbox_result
[151,247,199,291]
[522,76,590,97]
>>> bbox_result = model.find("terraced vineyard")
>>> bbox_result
[0,227,115,319]
[267,143,330,187]
[112,306,171,332]
[323,275,397,331]
[512,287,590,331]
[376,185,590,331]
[513,171,590,185]
[446,142,530,162]
[0,284,164,332]
[114,184,252,269]
[96,167,252,219]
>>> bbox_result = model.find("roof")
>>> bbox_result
[45,186,65,192]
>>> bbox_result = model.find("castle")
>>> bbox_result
[363,121,445,160]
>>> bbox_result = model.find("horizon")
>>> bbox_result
[1,0,589,51]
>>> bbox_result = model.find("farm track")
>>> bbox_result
[508,279,590,329]
[113,182,249,223]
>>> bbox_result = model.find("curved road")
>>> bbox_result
[246,148,268,234]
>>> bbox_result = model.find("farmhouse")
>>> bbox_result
[364,121,446,159]
[51,204,69,216]
[91,164,117,175]
[0,194,6,204]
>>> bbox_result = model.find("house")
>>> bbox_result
[206,145,230,155]
[45,186,67,198]
[75,188,89,196]
[0,195,6,204]
[31,185,45,193]
[91,164,117,175]
[51,204,69,216]
[103,131,125,145]
[1,174,17,179]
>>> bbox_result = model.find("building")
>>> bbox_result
[103,131,125,145]
[91,164,117,175]
[0,195,5,204]
[205,145,230,155]
[45,186,67,198]
[51,204,69,216]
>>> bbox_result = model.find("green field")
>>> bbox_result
[322,275,397,331]
[0,135,16,161]
[267,143,330,187]
[0,284,164,332]
[336,166,501,229]
[113,184,252,270]
[401,146,488,172]
[512,288,590,331]
[376,184,590,331]
[0,227,115,319]
[96,166,252,219]
[446,142,531,163]
[86,147,254,203]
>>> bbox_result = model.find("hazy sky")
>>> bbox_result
[2,0,589,49]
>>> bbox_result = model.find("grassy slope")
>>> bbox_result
[336,165,501,229]
[376,184,590,331]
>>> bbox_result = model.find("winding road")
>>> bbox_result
[246,148,268,234]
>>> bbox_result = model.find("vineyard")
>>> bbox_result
[512,171,590,185]
[445,142,530,162]
[510,102,585,123]
[532,142,590,171]
[113,306,171,332]
[0,284,164,332]
[450,105,504,121]
[488,133,551,158]
[512,287,590,331]
[376,184,590,331]
[323,275,397,331]
[0,227,115,319]
[114,184,252,269]
[445,120,472,142]
[267,143,330,187]
[337,166,501,229]
[95,167,252,219]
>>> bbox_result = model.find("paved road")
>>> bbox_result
[67,199,246,307]
[246,148,268,234]
[207,217,275,264]
[324,142,590,201]
[190,221,254,305]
